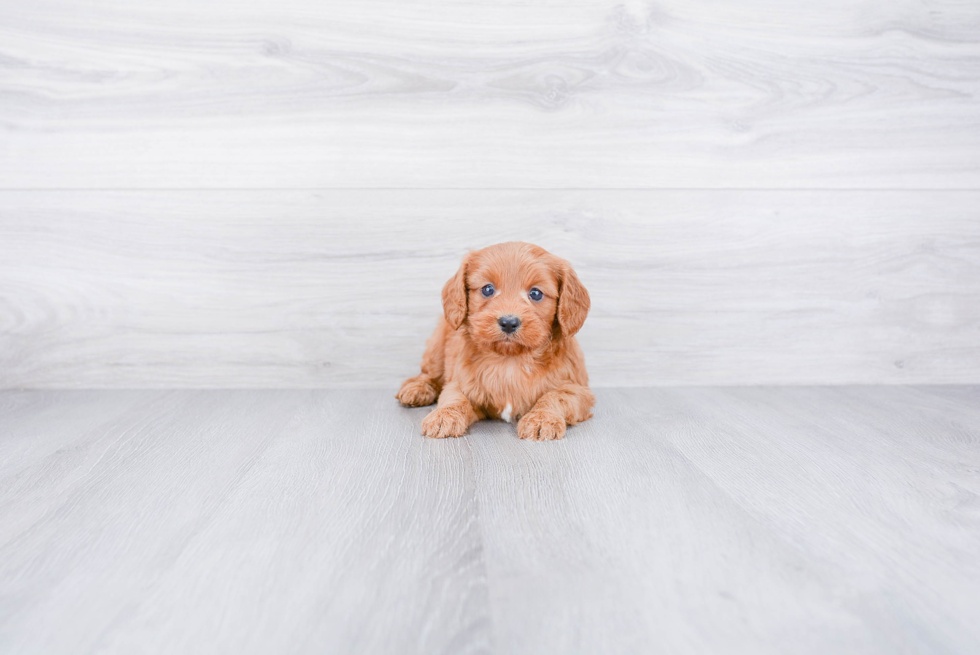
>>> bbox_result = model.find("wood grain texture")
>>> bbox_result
[1,0,978,188]
[2,189,978,388]
[0,390,491,654]
[468,387,980,654]
[1,387,978,653]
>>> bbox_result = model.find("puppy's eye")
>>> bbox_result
[529,287,543,302]
[481,284,495,298]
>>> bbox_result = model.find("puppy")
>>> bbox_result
[396,241,594,440]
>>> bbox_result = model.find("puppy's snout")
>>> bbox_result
[497,315,521,334]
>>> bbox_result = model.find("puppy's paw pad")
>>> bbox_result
[421,408,468,439]
[396,377,437,407]
[517,411,566,441]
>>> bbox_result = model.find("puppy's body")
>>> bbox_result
[397,242,594,440]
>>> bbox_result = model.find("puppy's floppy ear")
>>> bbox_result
[556,258,590,338]
[442,252,471,330]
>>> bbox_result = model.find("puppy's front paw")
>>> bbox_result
[421,407,469,439]
[517,410,566,441]
[396,376,438,407]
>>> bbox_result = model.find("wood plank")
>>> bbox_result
[2,189,979,388]
[0,390,155,481]
[0,390,490,654]
[1,0,978,188]
[649,385,980,653]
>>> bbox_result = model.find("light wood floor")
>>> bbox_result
[1,386,978,654]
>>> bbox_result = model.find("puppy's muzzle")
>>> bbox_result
[497,315,521,334]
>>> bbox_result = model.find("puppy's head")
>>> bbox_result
[442,242,589,355]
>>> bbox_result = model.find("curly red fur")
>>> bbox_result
[396,242,595,440]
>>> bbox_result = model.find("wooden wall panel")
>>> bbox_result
[2,190,977,388]
[2,1,978,387]
[1,0,978,188]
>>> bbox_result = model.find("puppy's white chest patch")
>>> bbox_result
[501,403,513,423]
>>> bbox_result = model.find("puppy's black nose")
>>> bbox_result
[498,315,521,334]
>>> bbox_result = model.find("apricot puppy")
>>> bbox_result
[396,242,594,440]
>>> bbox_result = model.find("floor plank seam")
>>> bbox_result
[462,435,498,655]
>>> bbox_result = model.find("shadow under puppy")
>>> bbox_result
[397,241,595,440]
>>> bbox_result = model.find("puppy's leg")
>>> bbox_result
[421,381,480,439]
[517,384,595,441]
[396,318,448,407]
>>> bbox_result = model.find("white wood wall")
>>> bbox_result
[1,0,978,388]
